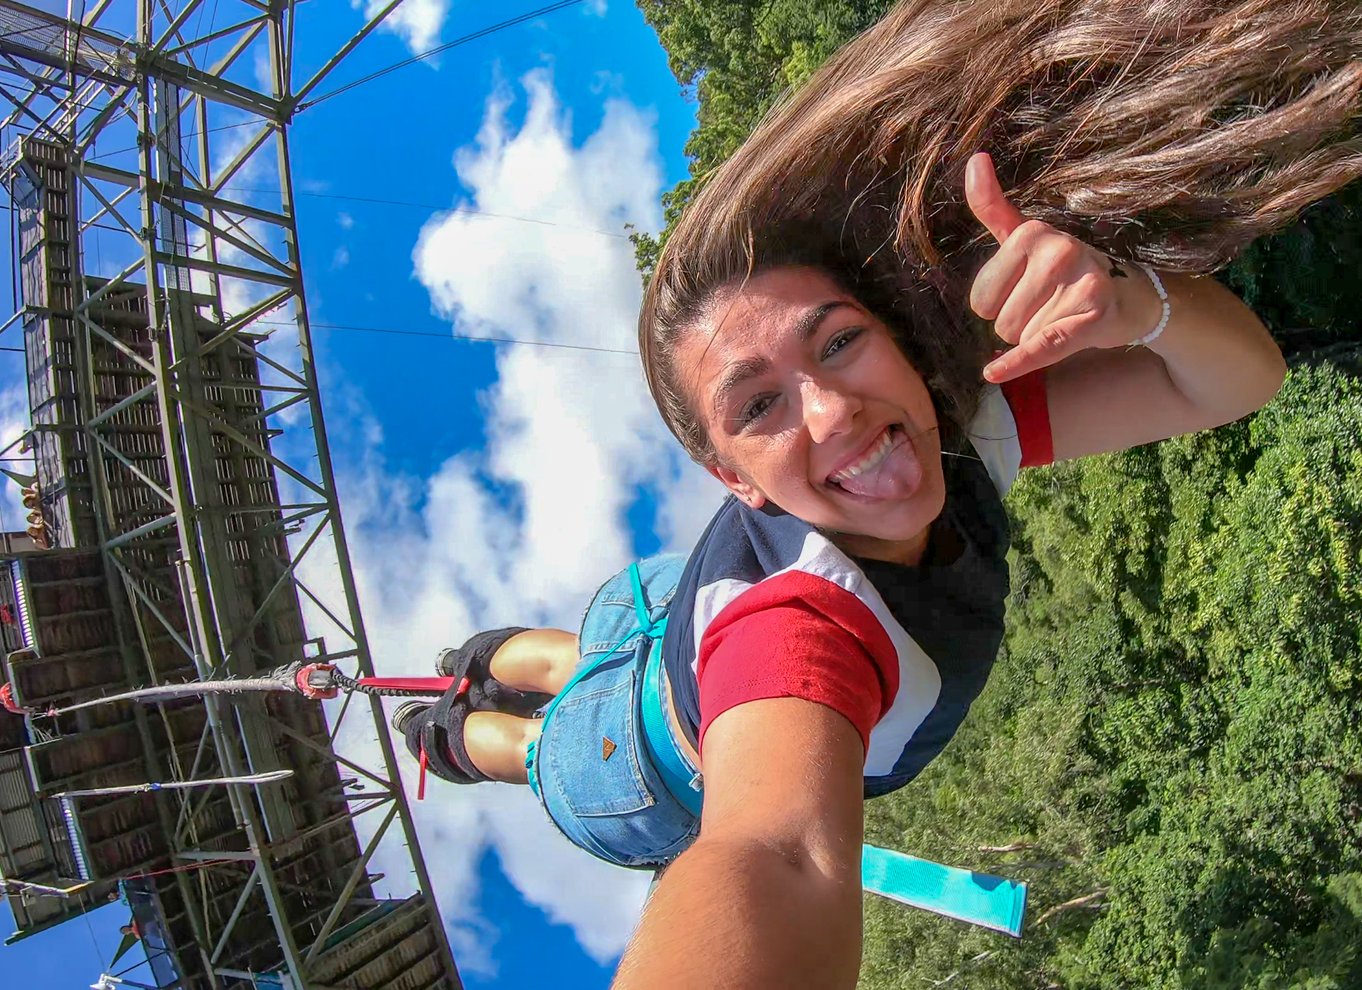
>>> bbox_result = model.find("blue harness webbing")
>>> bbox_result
[638,637,703,815]
[538,562,1028,937]
[860,845,1026,937]
[526,564,671,800]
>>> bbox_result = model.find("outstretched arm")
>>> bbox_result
[1032,271,1284,462]
[966,152,1285,461]
[612,697,866,989]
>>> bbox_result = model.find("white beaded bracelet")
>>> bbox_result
[1132,262,1171,346]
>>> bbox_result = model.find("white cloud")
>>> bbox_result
[354,0,448,55]
[337,211,355,230]
[0,384,32,532]
[313,69,722,971]
[197,111,284,322]
[253,48,274,96]
[590,69,623,96]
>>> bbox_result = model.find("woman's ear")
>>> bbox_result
[704,461,768,510]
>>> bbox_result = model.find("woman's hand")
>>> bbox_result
[966,152,1163,384]
[962,152,1283,462]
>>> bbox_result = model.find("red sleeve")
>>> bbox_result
[1000,368,1053,467]
[695,571,899,756]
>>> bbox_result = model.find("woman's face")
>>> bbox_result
[676,266,946,563]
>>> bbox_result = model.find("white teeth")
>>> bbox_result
[830,428,894,483]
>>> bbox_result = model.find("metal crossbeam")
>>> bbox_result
[0,2,460,987]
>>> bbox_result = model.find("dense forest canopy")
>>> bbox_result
[635,2,1362,987]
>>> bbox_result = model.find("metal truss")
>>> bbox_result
[0,2,456,987]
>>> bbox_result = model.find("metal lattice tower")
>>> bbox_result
[0,2,461,987]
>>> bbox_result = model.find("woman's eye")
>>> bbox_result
[741,394,775,425]
[823,327,863,359]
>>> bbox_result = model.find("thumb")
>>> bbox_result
[965,152,1025,245]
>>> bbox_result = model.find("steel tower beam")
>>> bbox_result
[0,2,459,987]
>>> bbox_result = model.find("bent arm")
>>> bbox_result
[612,697,866,989]
[1046,272,1286,461]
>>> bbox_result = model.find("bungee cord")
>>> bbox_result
[0,660,463,719]
[326,665,460,698]
[28,674,303,718]
[52,769,294,799]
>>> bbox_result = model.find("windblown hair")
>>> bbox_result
[640,0,1362,463]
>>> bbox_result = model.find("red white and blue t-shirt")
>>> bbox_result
[661,374,1053,797]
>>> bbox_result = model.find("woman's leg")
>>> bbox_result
[486,628,579,695]
[463,711,543,784]
[443,629,576,785]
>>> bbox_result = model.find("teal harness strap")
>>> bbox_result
[639,643,702,816]
[861,844,1027,938]
[628,563,655,635]
[535,560,1029,937]
[527,563,668,798]
[537,563,664,727]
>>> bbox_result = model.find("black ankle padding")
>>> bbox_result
[442,626,551,718]
[401,712,474,784]
[401,713,425,766]
[454,627,531,681]
[467,678,552,717]
[418,682,491,784]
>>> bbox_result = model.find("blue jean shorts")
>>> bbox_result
[527,553,701,870]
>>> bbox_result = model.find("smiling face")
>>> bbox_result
[675,266,947,565]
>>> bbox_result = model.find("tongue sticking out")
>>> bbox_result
[834,434,923,500]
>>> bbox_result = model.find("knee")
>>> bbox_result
[465,710,541,754]
[511,629,578,663]
[497,629,579,688]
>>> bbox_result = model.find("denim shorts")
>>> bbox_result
[527,553,701,870]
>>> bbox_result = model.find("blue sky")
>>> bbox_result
[0,2,726,987]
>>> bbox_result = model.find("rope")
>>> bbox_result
[10,855,272,900]
[298,1,587,111]
[37,674,296,718]
[124,856,245,881]
[9,663,440,720]
[54,769,293,798]
[268,319,639,355]
[328,666,443,698]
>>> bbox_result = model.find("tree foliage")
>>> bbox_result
[637,2,1362,986]
[855,363,1362,990]
[633,0,893,267]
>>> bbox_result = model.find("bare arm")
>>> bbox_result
[1044,270,1286,461]
[964,152,1285,462]
[612,697,866,989]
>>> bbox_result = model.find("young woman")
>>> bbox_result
[398,1,1362,984]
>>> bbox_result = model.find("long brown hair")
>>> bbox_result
[640,0,1362,463]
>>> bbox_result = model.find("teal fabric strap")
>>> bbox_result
[529,563,669,788]
[534,561,1029,937]
[628,563,654,633]
[640,642,703,816]
[525,738,541,798]
[861,844,1027,937]
[538,563,662,728]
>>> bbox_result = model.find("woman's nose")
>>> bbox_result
[801,379,859,444]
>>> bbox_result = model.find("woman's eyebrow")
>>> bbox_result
[793,300,850,342]
[709,301,851,418]
[712,355,770,419]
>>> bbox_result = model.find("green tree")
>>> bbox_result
[858,365,1362,989]
[636,4,1362,986]
[634,1,892,267]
